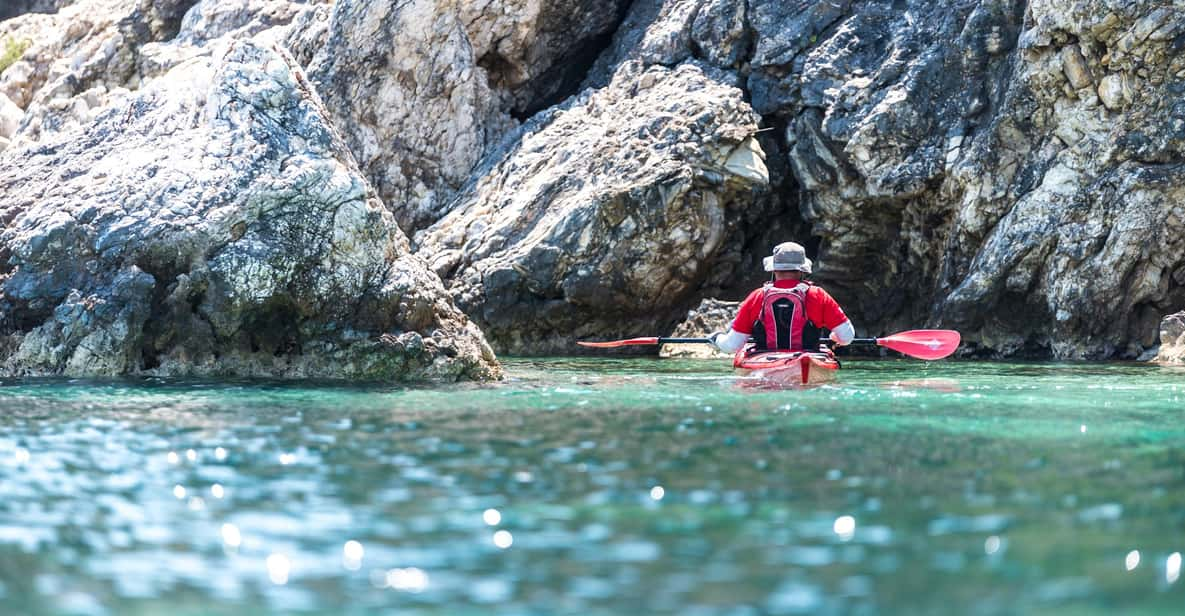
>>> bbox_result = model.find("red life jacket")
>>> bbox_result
[753,282,812,351]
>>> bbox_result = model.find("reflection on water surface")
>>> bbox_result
[1,358,1184,614]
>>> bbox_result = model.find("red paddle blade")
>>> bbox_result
[576,337,660,349]
[877,330,961,360]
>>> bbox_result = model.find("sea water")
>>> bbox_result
[0,358,1183,615]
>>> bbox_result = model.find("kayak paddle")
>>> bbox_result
[577,329,961,360]
[576,337,711,348]
[847,329,961,360]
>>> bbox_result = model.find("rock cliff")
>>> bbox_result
[1154,311,1185,364]
[416,61,769,354]
[302,0,633,234]
[0,40,499,379]
[2,0,1184,362]
[0,1,68,22]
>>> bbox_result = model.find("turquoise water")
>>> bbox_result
[1,358,1184,615]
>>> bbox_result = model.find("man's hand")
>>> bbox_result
[710,329,749,353]
[829,320,855,346]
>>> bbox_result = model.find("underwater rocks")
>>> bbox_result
[0,40,499,380]
[658,298,739,359]
[305,0,631,234]
[416,61,768,355]
[1154,312,1185,364]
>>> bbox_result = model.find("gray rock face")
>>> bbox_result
[764,0,1185,358]
[1154,311,1185,364]
[0,0,201,145]
[0,1,68,22]
[3,0,1182,362]
[659,298,739,359]
[138,0,332,75]
[416,61,768,354]
[0,0,326,148]
[0,40,499,380]
[306,0,631,234]
[576,0,1182,360]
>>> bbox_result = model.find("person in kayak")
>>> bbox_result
[710,242,854,353]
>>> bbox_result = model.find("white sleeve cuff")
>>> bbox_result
[714,329,750,353]
[830,320,855,345]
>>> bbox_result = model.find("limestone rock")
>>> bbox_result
[0,0,201,145]
[306,0,631,234]
[0,92,21,138]
[1096,73,1125,110]
[137,0,332,76]
[659,299,740,359]
[0,40,500,380]
[1153,311,1185,363]
[416,61,768,355]
[0,0,328,148]
[0,1,69,22]
[2,0,1182,363]
[1060,44,1093,90]
[735,0,1185,359]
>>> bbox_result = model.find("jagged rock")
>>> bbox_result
[659,298,739,359]
[728,0,1185,359]
[0,0,201,145]
[1154,311,1185,363]
[1096,73,1126,110]
[1060,44,1093,90]
[0,0,329,148]
[0,40,500,380]
[574,0,1184,360]
[0,92,21,138]
[2,0,1181,363]
[306,0,631,234]
[138,0,332,76]
[416,61,768,355]
[0,1,69,22]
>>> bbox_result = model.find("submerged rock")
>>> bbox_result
[659,298,739,359]
[416,61,768,355]
[1154,312,1185,364]
[0,40,499,380]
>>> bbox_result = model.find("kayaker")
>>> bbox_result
[710,242,855,353]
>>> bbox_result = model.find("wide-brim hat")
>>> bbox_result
[762,242,812,273]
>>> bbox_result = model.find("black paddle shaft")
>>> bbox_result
[659,337,878,346]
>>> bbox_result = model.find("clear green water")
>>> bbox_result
[1,358,1184,615]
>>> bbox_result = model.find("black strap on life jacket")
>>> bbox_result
[752,299,821,351]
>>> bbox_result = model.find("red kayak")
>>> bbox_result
[733,348,839,387]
